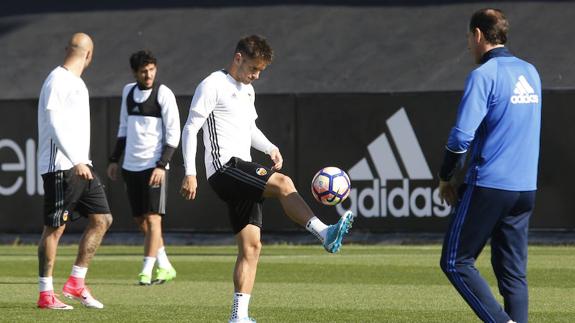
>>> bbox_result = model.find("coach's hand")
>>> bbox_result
[107,162,119,181]
[181,175,198,200]
[270,148,283,171]
[149,168,165,187]
[74,163,93,180]
[438,180,457,206]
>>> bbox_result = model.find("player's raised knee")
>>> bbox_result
[267,173,297,197]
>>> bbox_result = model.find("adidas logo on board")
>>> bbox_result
[336,108,451,218]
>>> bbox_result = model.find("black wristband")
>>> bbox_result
[438,148,466,181]
[156,145,176,168]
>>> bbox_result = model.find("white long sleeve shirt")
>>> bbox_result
[38,66,92,174]
[182,70,277,178]
[117,83,181,171]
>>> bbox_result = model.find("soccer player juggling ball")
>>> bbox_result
[180,35,355,323]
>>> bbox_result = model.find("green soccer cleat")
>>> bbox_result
[138,273,152,286]
[153,267,177,284]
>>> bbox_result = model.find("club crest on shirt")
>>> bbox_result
[256,168,267,176]
[62,210,69,221]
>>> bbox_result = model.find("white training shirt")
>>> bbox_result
[182,70,277,178]
[38,66,92,174]
[117,83,181,171]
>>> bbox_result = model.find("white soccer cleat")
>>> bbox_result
[229,317,256,323]
[62,284,104,309]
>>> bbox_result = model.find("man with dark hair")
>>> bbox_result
[37,32,113,310]
[438,8,541,323]
[107,50,180,285]
[180,35,354,323]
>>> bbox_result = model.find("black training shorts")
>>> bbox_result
[42,167,111,227]
[122,168,168,217]
[208,157,274,234]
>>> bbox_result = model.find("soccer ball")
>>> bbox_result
[311,167,351,206]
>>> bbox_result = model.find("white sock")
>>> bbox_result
[156,247,173,269]
[141,257,156,276]
[306,216,329,242]
[70,265,88,279]
[231,292,251,320]
[39,276,53,292]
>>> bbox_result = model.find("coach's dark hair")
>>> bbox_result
[129,50,157,71]
[469,8,508,45]
[235,35,273,64]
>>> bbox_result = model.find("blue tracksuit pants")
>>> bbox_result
[440,184,536,323]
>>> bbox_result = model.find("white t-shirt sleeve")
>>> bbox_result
[251,122,277,154]
[158,85,181,148]
[182,78,218,176]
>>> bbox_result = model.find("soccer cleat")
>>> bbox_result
[152,267,176,284]
[138,273,152,286]
[323,210,355,253]
[37,291,73,310]
[229,317,256,323]
[62,283,104,309]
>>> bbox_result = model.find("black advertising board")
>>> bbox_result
[1,91,573,233]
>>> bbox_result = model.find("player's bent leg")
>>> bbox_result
[75,213,112,267]
[263,173,354,253]
[263,173,314,226]
[63,213,112,309]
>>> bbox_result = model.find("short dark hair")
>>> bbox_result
[129,50,157,71]
[469,8,509,45]
[235,35,273,64]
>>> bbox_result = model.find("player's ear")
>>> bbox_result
[85,49,93,67]
[472,27,483,44]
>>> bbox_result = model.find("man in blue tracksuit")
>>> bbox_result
[438,8,541,323]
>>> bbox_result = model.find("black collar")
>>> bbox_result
[480,47,513,64]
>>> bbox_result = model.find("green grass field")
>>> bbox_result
[0,244,574,322]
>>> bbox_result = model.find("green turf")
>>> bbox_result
[0,244,574,322]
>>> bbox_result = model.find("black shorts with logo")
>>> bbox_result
[42,167,111,227]
[208,157,274,234]
[122,168,168,217]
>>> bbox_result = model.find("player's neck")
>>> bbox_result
[62,59,85,77]
[227,64,241,83]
